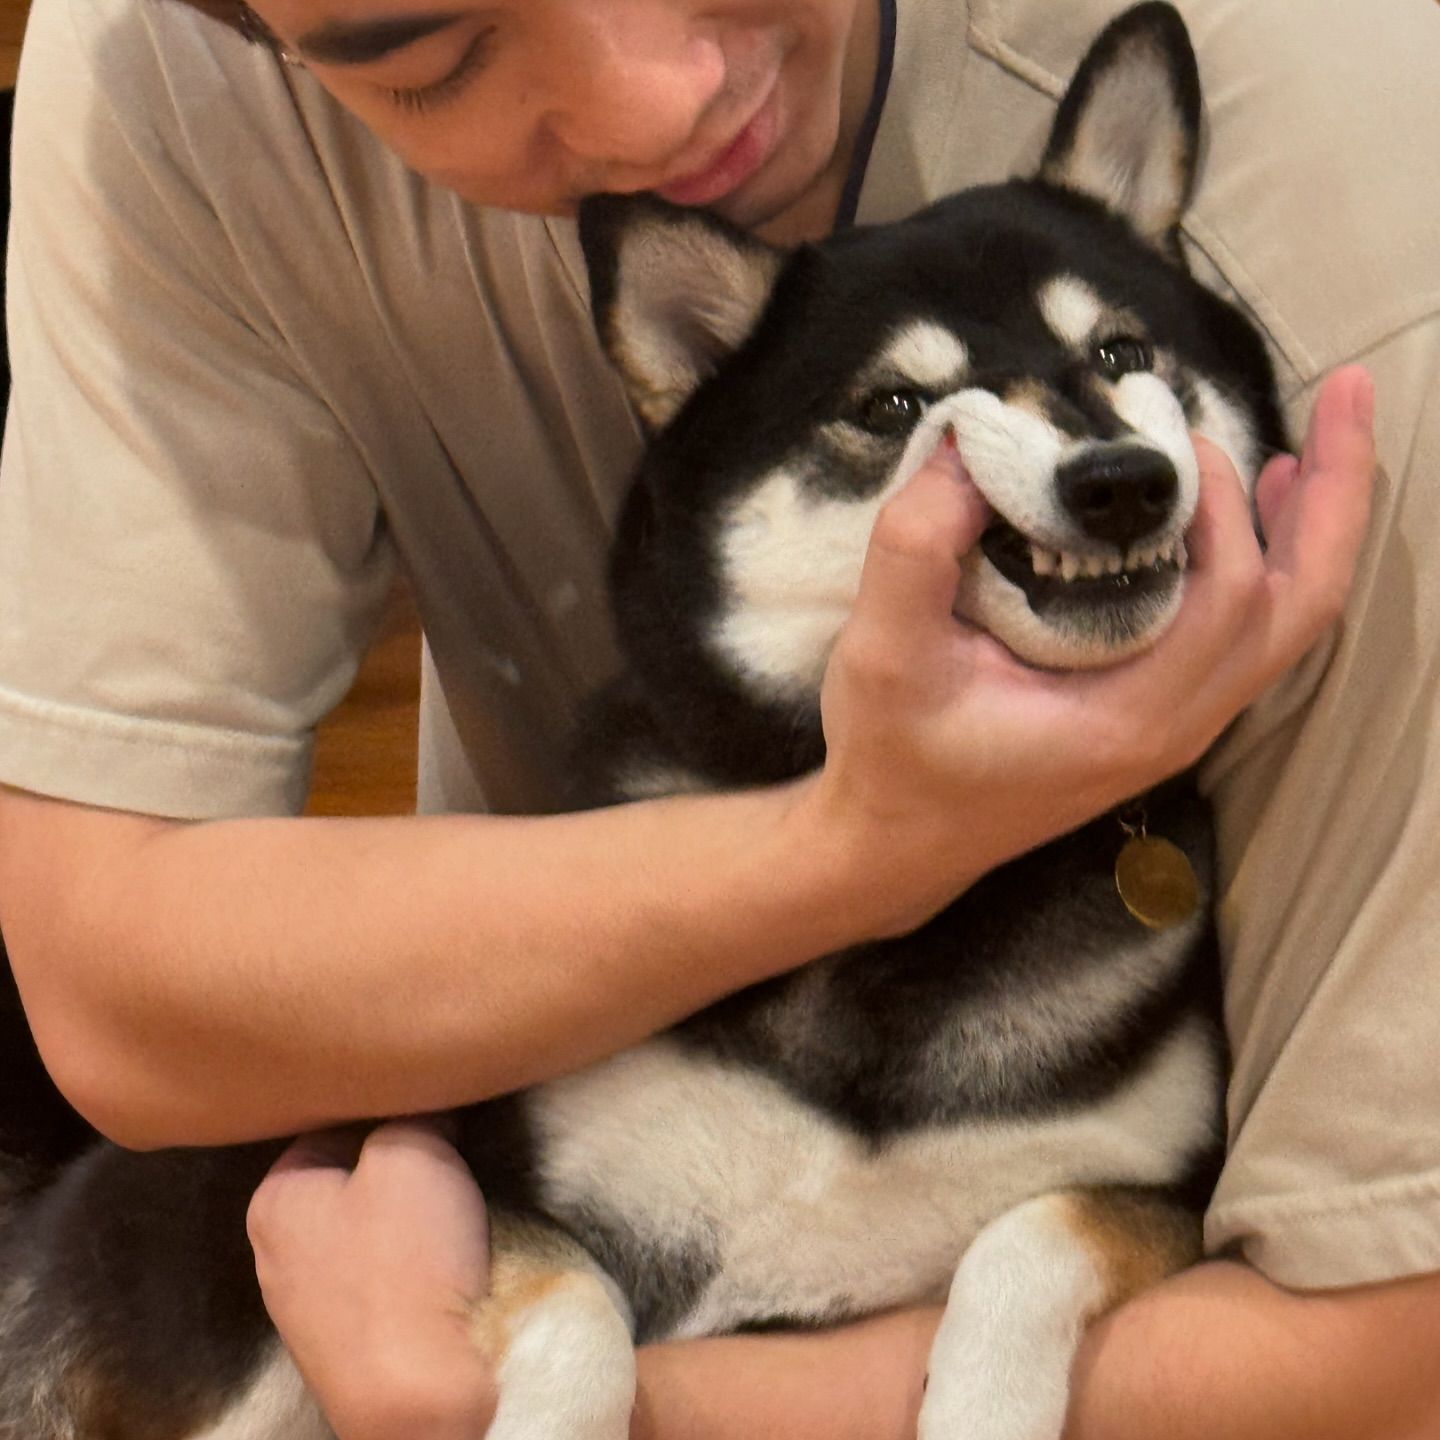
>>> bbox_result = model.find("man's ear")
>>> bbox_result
[1038,2,1203,249]
[579,194,785,430]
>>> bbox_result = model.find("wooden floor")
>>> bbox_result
[2,0,426,818]
[305,584,423,817]
[0,0,24,84]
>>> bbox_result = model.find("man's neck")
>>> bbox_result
[757,0,883,247]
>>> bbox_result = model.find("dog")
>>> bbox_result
[0,5,1288,1437]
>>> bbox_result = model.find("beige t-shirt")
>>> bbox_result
[2,0,1438,1289]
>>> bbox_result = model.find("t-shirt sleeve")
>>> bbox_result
[0,0,395,819]
[1201,312,1440,1290]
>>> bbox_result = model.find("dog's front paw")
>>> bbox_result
[480,1270,635,1440]
[917,1193,1098,1440]
[916,1355,1071,1440]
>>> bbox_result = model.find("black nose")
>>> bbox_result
[1056,446,1179,548]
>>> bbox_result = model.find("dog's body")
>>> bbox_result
[0,7,1288,1438]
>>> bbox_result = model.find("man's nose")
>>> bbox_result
[541,12,727,174]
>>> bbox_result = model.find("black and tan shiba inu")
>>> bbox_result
[0,6,1287,1438]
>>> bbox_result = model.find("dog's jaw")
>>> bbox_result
[954,546,1187,670]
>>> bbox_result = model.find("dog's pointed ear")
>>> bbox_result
[579,195,785,430]
[1038,2,1202,248]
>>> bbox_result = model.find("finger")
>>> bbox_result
[852,442,990,644]
[349,1123,492,1292]
[356,1116,464,1166]
[358,1111,461,1144]
[247,1130,365,1248]
[1175,437,1262,597]
[351,1118,478,1195]
[1298,364,1375,481]
[1253,453,1301,543]
[1088,446,1263,723]
[1261,365,1376,582]
[263,1125,370,1180]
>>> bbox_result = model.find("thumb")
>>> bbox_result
[853,440,990,642]
[1262,364,1375,581]
[263,1125,370,1180]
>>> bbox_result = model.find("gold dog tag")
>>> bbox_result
[1116,834,1199,931]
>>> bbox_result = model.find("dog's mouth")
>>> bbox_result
[979,519,1186,613]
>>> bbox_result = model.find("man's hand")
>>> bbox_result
[806,365,1376,936]
[247,1119,496,1440]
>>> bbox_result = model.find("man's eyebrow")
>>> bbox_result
[293,12,466,65]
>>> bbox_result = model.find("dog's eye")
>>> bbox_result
[1095,337,1154,378]
[855,388,928,436]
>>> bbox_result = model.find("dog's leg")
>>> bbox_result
[917,1186,1201,1440]
[473,1212,636,1440]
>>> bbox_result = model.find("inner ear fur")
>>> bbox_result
[579,195,785,430]
[1038,1,1203,248]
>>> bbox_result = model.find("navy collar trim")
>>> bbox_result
[835,0,897,229]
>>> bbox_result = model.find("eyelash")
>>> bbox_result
[385,28,495,114]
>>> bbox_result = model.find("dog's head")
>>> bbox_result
[580,2,1285,771]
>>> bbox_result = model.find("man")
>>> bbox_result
[0,0,1430,1434]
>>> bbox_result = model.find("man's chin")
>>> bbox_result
[719,136,842,236]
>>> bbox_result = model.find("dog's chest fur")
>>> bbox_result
[515,1012,1217,1339]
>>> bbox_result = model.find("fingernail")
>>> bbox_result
[927,440,965,480]
[1353,369,1374,428]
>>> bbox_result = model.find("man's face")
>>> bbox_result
[247,0,869,229]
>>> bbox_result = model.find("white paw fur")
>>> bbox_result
[918,1194,1105,1440]
[484,1273,636,1440]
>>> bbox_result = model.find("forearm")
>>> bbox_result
[633,1305,937,1440]
[634,1262,1440,1440]
[0,781,884,1148]
[1064,1260,1440,1440]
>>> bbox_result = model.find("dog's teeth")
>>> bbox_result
[1059,552,1082,582]
[1106,554,1124,575]
[1031,546,1057,577]
[1157,539,1176,565]
[1175,537,1189,569]
[1082,554,1105,578]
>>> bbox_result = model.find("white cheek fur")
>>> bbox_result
[1188,376,1261,491]
[709,465,887,701]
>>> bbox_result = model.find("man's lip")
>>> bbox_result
[654,84,779,207]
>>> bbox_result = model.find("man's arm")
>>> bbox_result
[630,1262,1440,1440]
[0,373,1374,1151]
[1064,1261,1440,1440]
[0,779,864,1150]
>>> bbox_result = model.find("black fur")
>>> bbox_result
[0,930,94,1174]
